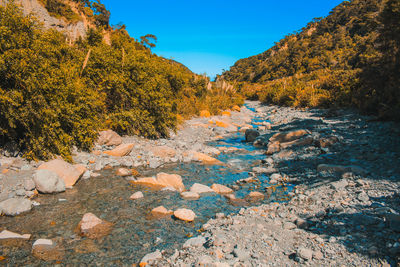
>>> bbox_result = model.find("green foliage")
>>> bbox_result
[223,0,400,120]
[0,3,243,160]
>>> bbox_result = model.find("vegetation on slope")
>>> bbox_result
[0,3,243,160]
[222,0,400,119]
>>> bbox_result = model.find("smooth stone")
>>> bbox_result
[32,169,65,193]
[103,143,134,157]
[115,168,131,176]
[0,198,32,216]
[130,191,144,200]
[38,159,83,188]
[211,184,233,194]
[97,130,122,146]
[190,183,214,194]
[0,230,31,240]
[180,191,200,200]
[78,213,112,239]
[174,208,196,222]
[151,206,173,217]
[297,247,313,261]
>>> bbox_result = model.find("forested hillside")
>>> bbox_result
[222,0,399,119]
[0,2,243,160]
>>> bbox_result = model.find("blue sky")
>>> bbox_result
[102,0,344,78]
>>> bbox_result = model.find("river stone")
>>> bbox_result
[245,129,260,142]
[24,179,36,191]
[32,239,63,261]
[248,191,264,200]
[115,168,131,176]
[181,191,200,200]
[269,129,310,143]
[156,173,185,192]
[33,169,65,193]
[190,183,214,194]
[140,249,162,264]
[78,213,113,239]
[38,159,83,188]
[97,130,122,146]
[0,198,32,216]
[297,247,313,261]
[130,191,144,200]
[183,236,206,248]
[0,230,31,240]
[151,206,173,217]
[211,184,233,194]
[103,143,134,157]
[174,208,196,222]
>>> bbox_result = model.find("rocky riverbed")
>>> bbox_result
[0,102,399,266]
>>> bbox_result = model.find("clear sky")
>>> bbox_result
[101,0,344,78]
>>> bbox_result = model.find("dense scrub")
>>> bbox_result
[222,0,400,119]
[0,3,243,160]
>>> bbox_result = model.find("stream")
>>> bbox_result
[0,110,293,266]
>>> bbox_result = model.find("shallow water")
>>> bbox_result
[0,114,293,266]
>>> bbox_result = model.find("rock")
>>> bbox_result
[331,179,348,190]
[181,191,200,200]
[200,110,211,118]
[156,173,185,192]
[247,191,264,200]
[283,222,296,230]
[297,247,313,261]
[74,164,87,178]
[115,168,131,176]
[190,183,214,194]
[130,191,144,200]
[0,198,32,216]
[0,230,31,240]
[32,169,65,193]
[32,239,64,261]
[140,250,162,264]
[279,136,314,149]
[151,146,176,158]
[103,143,134,157]
[313,250,323,260]
[38,159,83,188]
[77,213,113,239]
[97,130,122,146]
[270,173,282,180]
[174,208,196,222]
[357,191,370,202]
[211,184,233,194]
[232,105,241,112]
[266,142,280,155]
[245,129,260,142]
[189,151,223,165]
[295,218,308,229]
[183,236,206,248]
[317,164,367,175]
[318,136,339,148]
[269,129,310,143]
[151,206,173,217]
[24,179,35,191]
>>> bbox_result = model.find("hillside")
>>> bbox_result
[0,2,243,160]
[222,0,400,119]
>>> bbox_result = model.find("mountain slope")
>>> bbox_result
[222,0,399,119]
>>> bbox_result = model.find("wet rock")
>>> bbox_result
[77,213,113,239]
[141,249,163,264]
[245,129,260,142]
[32,239,64,261]
[151,206,173,217]
[211,184,233,194]
[103,143,134,157]
[183,236,206,248]
[97,130,122,146]
[38,159,83,188]
[297,247,313,261]
[32,169,65,193]
[181,191,200,200]
[247,191,264,200]
[190,183,214,194]
[130,191,144,200]
[115,168,131,176]
[174,208,196,222]
[0,230,31,240]
[0,198,32,216]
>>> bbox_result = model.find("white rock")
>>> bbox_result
[130,191,144,200]
[0,198,32,216]
[190,183,214,194]
[180,191,200,200]
[0,230,31,240]
[33,169,65,193]
[33,239,53,247]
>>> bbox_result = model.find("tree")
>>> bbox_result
[140,34,157,49]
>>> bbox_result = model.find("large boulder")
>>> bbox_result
[269,129,310,143]
[245,129,260,142]
[103,143,134,157]
[77,213,113,239]
[38,159,83,188]
[0,198,32,216]
[97,130,122,146]
[32,169,65,194]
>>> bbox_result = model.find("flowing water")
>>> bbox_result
[0,114,293,266]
